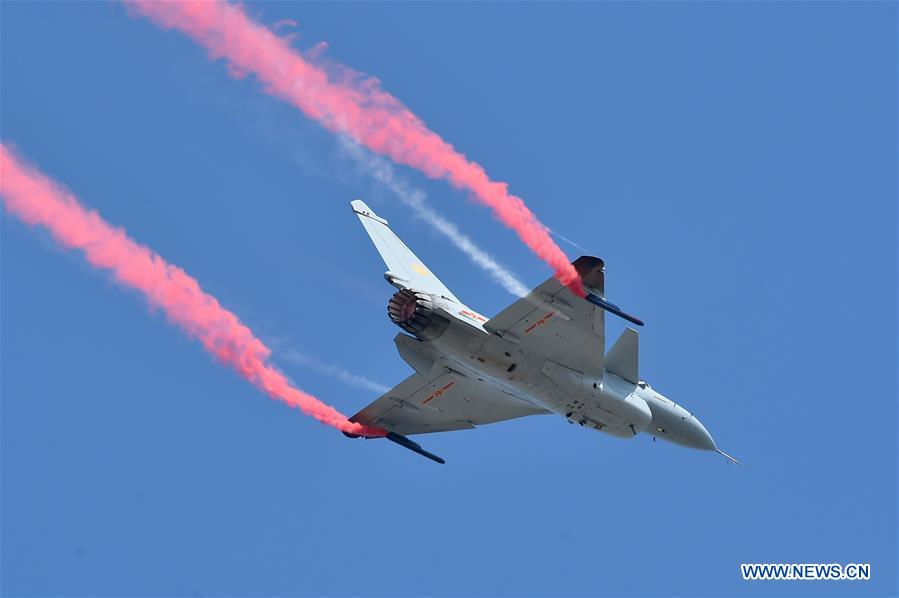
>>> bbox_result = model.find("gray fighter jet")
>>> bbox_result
[345,200,738,465]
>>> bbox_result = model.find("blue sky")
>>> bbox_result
[1,2,896,596]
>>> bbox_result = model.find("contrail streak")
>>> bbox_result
[124,0,585,296]
[549,229,588,253]
[0,143,381,437]
[281,349,390,395]
[339,138,530,298]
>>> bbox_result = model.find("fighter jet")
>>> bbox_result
[344,200,738,465]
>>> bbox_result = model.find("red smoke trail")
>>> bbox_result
[124,0,585,296]
[0,143,382,437]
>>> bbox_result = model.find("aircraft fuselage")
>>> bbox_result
[417,304,716,451]
[349,198,735,464]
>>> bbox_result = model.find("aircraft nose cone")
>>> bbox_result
[684,417,716,451]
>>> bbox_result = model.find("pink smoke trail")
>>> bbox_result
[0,143,383,437]
[124,0,585,296]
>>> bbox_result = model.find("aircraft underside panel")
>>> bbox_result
[349,368,549,436]
[485,256,606,378]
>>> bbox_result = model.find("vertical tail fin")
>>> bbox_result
[351,200,460,302]
[605,327,639,383]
